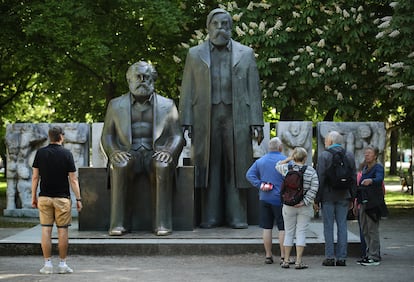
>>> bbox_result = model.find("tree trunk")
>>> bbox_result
[389,129,398,175]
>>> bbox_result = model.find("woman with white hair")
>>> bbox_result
[276,147,319,269]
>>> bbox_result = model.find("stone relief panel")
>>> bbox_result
[317,122,386,168]
[277,121,313,166]
[4,123,89,215]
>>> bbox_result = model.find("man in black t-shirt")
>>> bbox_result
[31,126,82,275]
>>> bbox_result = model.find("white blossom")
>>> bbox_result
[317,39,325,48]
[356,14,363,24]
[292,55,300,61]
[233,13,243,22]
[381,16,392,22]
[307,17,313,25]
[312,72,319,77]
[407,85,414,90]
[332,67,338,72]
[335,6,342,14]
[289,70,296,75]
[275,20,283,30]
[268,57,282,63]
[273,91,279,97]
[390,2,399,8]
[336,46,342,52]
[319,67,325,74]
[337,92,344,100]
[358,6,364,12]
[343,10,350,18]
[249,22,258,29]
[306,46,313,52]
[288,61,295,67]
[172,55,181,63]
[325,85,332,92]
[376,31,385,39]
[285,27,294,32]
[391,62,404,68]
[316,58,323,63]
[326,58,332,67]
[247,2,254,10]
[315,28,324,35]
[265,27,274,36]
[258,3,271,9]
[277,85,286,91]
[351,7,357,13]
[235,26,246,36]
[351,84,358,90]
[373,18,380,25]
[344,25,350,32]
[181,42,190,48]
[295,67,301,72]
[249,29,255,35]
[408,52,414,58]
[378,21,390,29]
[389,82,404,89]
[259,21,266,31]
[389,30,400,38]
[339,63,346,71]
[310,99,318,105]
[379,65,391,72]
[298,48,305,53]
[293,11,300,18]
[307,63,315,70]
[242,23,248,31]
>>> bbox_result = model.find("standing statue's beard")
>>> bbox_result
[210,30,231,46]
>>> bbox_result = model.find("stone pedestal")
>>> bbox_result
[78,166,195,232]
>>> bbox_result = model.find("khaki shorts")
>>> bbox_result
[38,196,72,228]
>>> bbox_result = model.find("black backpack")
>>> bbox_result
[281,164,307,206]
[326,148,353,190]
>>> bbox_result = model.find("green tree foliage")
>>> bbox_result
[374,0,414,135]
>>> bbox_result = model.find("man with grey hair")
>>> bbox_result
[180,8,264,229]
[316,130,356,267]
[246,137,287,264]
[101,61,184,236]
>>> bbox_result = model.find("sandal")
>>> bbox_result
[295,262,308,269]
[265,257,274,264]
[281,261,290,269]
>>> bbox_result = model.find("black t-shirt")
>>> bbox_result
[32,144,76,198]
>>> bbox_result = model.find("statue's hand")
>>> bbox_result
[153,151,173,163]
[251,126,264,145]
[110,151,132,167]
[182,125,192,139]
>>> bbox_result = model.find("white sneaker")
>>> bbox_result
[39,265,53,274]
[57,264,73,274]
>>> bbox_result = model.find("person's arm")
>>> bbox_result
[245,162,261,189]
[69,172,83,212]
[31,167,40,208]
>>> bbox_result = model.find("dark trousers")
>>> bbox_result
[201,103,247,226]
[110,149,173,232]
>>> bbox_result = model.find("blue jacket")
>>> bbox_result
[246,151,286,205]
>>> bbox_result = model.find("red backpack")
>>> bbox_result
[281,164,307,206]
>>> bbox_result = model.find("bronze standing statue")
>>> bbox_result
[179,8,264,228]
[101,61,184,236]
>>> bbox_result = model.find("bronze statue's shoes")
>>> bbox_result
[155,228,172,236]
[109,227,127,236]
[229,222,248,229]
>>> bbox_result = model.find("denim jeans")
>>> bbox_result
[322,200,349,260]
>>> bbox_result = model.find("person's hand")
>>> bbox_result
[251,126,264,145]
[76,201,83,212]
[153,151,173,163]
[361,178,373,186]
[110,151,131,167]
[294,201,305,208]
[31,198,37,209]
[313,202,320,212]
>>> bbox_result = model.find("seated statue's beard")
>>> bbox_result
[211,30,231,46]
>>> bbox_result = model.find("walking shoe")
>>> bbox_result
[322,258,335,266]
[295,262,309,269]
[356,257,367,265]
[360,258,380,266]
[336,259,346,266]
[281,261,290,269]
[57,264,74,274]
[39,265,53,274]
[265,256,274,264]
